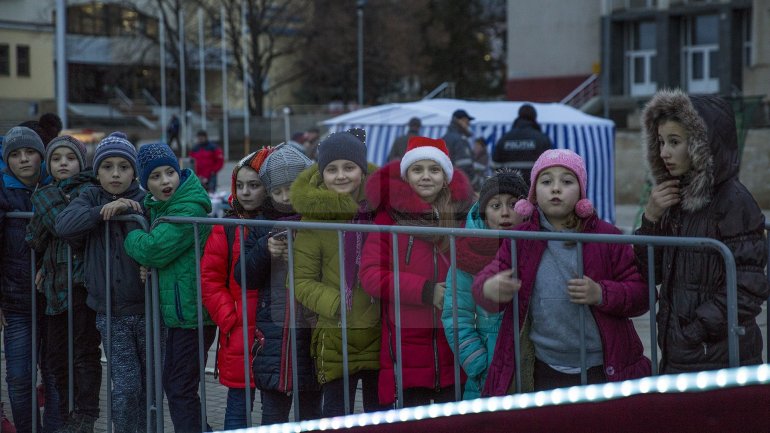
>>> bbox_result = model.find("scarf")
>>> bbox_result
[342,201,374,311]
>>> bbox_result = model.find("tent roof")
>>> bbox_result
[322,98,614,127]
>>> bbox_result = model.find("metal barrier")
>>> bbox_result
[4,212,763,431]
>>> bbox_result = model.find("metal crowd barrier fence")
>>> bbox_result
[154,215,747,427]
[4,212,760,432]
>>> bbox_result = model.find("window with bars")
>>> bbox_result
[16,45,30,77]
[0,44,9,76]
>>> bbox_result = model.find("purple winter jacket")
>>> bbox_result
[472,211,652,396]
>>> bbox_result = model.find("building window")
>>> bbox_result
[742,10,752,67]
[682,14,718,94]
[626,0,656,8]
[16,45,30,77]
[0,44,9,76]
[626,21,657,96]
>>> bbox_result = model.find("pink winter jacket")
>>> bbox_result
[472,211,651,396]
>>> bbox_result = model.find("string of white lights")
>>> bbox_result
[237,364,770,433]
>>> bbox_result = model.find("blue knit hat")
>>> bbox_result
[93,132,138,175]
[137,142,180,189]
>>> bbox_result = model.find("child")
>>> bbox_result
[360,136,474,408]
[441,169,528,399]
[201,148,270,429]
[234,143,324,424]
[55,132,147,433]
[26,136,101,433]
[473,149,651,395]
[123,143,215,433]
[635,89,769,372]
[0,126,53,433]
[291,130,381,417]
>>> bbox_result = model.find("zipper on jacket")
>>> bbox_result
[432,243,440,391]
[174,282,184,321]
[405,235,414,265]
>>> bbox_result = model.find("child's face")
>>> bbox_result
[49,148,81,181]
[406,159,446,204]
[7,148,42,186]
[322,159,364,196]
[658,120,691,177]
[484,193,522,230]
[269,185,292,206]
[535,166,580,229]
[97,156,135,195]
[146,165,180,201]
[235,167,265,211]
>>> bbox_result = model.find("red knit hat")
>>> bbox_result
[399,136,454,182]
[229,146,273,216]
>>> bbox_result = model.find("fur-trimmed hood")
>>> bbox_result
[291,162,378,221]
[641,89,739,212]
[365,160,474,217]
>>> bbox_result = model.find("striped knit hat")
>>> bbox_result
[93,132,138,175]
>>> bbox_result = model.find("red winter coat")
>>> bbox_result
[201,223,257,388]
[472,211,651,397]
[189,142,224,182]
[360,161,474,405]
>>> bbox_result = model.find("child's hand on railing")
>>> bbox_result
[567,276,602,305]
[433,282,446,310]
[100,198,143,220]
[139,266,148,283]
[482,270,521,304]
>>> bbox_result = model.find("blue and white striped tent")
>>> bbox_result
[323,99,617,223]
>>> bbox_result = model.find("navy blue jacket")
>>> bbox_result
[0,171,47,313]
[234,217,318,393]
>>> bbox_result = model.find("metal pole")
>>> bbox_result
[179,9,187,157]
[356,1,364,107]
[601,0,611,119]
[221,6,229,161]
[449,236,461,401]
[337,231,351,415]
[55,0,68,128]
[647,246,658,375]
[104,223,113,433]
[30,250,37,433]
[238,227,252,427]
[193,224,207,431]
[511,239,521,393]
[161,17,168,143]
[241,1,250,155]
[577,242,588,385]
[391,233,404,408]
[286,228,301,420]
[283,107,291,144]
[66,246,74,413]
[198,8,207,131]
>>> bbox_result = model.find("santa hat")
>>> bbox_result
[513,148,594,219]
[399,136,454,182]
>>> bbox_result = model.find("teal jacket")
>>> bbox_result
[124,169,213,328]
[441,202,503,399]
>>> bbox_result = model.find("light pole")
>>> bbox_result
[357,0,365,107]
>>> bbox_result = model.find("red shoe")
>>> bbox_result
[0,402,15,433]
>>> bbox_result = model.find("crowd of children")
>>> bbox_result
[0,88,767,431]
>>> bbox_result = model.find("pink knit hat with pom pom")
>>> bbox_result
[513,149,594,219]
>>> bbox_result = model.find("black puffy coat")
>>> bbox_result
[491,118,553,182]
[634,90,768,372]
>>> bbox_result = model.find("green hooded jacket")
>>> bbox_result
[290,162,381,384]
[124,169,213,328]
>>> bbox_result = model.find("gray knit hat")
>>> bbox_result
[258,143,312,192]
[3,126,45,163]
[317,128,368,174]
[93,132,138,174]
[46,135,88,171]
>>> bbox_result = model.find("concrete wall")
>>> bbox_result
[615,128,770,209]
[506,0,600,79]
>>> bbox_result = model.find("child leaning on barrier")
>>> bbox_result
[635,89,769,373]
[291,130,382,418]
[55,132,147,433]
[473,149,651,396]
[123,143,215,433]
[200,148,270,429]
[440,169,528,400]
[26,136,101,433]
[360,136,474,408]
[234,143,323,424]
[0,126,55,433]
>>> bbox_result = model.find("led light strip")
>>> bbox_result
[241,364,770,433]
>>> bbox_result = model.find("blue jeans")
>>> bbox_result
[4,312,62,433]
[260,389,322,426]
[223,388,255,430]
[321,370,383,418]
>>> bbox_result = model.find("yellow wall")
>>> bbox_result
[0,28,55,101]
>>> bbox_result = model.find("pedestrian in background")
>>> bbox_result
[189,130,224,193]
[491,104,552,183]
[442,109,475,182]
[388,117,421,162]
